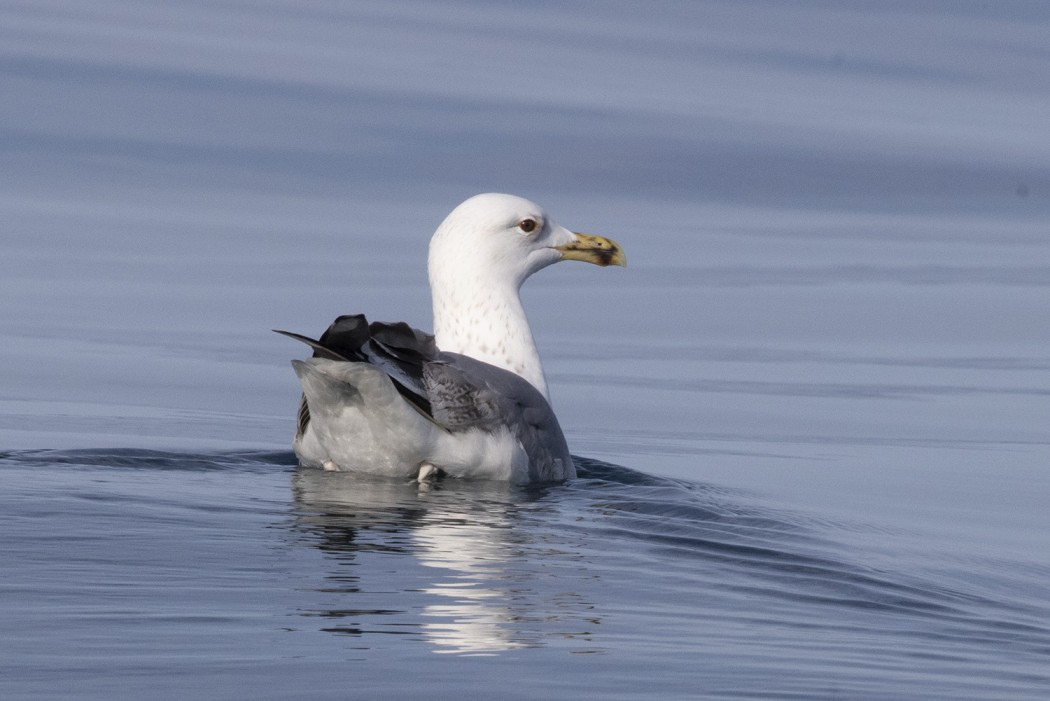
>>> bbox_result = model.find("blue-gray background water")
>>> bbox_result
[2,2,1049,699]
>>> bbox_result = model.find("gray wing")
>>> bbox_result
[424,352,575,481]
[277,315,575,481]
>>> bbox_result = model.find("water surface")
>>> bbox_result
[4,450,1048,700]
[2,1,1049,699]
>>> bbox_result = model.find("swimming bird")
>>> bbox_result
[276,193,625,483]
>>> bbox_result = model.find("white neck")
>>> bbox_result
[430,274,550,400]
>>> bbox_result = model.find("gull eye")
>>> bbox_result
[517,218,538,234]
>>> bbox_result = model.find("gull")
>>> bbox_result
[276,193,625,483]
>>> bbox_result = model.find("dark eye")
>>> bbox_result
[517,218,537,234]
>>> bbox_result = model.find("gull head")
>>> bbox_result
[428,193,625,291]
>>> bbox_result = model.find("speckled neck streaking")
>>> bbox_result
[431,274,549,400]
[427,194,569,401]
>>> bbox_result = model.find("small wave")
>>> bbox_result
[571,457,1050,650]
[4,446,1047,663]
[0,447,299,472]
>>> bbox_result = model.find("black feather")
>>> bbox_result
[275,315,436,427]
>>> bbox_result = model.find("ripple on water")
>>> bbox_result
[1,450,1048,699]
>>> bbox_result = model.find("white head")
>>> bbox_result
[429,193,624,289]
[427,193,625,398]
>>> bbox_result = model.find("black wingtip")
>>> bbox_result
[273,328,307,341]
[274,329,351,362]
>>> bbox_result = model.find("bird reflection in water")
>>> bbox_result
[291,467,600,655]
[414,518,528,654]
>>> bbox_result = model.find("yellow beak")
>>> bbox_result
[555,232,627,268]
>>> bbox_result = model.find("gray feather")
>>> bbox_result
[279,316,575,482]
[425,352,574,481]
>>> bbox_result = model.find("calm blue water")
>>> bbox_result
[2,1,1050,699]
